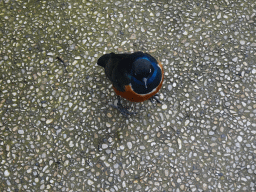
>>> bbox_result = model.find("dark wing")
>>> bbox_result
[108,53,133,92]
[98,52,152,92]
[97,53,112,68]
[108,52,155,92]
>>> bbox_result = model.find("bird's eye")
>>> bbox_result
[149,69,152,73]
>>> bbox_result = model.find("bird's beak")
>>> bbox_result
[142,78,147,89]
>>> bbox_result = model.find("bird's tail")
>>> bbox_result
[97,53,113,68]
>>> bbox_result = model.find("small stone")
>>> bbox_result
[47,52,54,56]
[18,130,24,134]
[183,31,188,35]
[209,131,214,135]
[27,168,32,173]
[108,177,113,182]
[42,166,48,172]
[106,149,111,154]
[107,31,113,36]
[46,119,53,124]
[4,170,10,176]
[69,141,74,147]
[140,146,145,150]
[127,142,132,149]
[240,40,245,45]
[217,13,221,19]
[102,144,108,149]
[203,183,208,190]
[177,138,182,149]
[237,136,242,142]
[40,184,45,189]
[129,34,136,39]
[88,179,94,185]
[162,104,167,110]
[232,57,238,62]
[241,177,247,182]
[107,113,112,118]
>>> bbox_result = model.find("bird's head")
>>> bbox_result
[132,59,154,89]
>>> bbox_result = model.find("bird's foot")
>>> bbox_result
[110,97,136,117]
[150,94,162,104]
[110,104,136,117]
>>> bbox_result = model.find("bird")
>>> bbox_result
[97,51,164,114]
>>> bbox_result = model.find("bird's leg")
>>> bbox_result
[110,96,136,116]
[117,96,125,108]
[150,94,162,104]
[56,57,68,73]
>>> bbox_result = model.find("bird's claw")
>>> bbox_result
[110,104,136,117]
[110,96,136,117]
[150,94,162,104]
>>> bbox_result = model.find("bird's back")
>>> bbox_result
[97,52,164,102]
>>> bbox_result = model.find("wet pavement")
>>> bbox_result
[0,0,256,191]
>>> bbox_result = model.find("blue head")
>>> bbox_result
[131,56,162,94]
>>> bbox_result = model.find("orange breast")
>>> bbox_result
[113,62,164,102]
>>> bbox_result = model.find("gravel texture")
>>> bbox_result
[0,0,256,191]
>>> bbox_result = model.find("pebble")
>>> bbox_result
[107,31,113,36]
[237,136,243,142]
[127,142,132,149]
[69,141,74,147]
[177,138,182,149]
[140,146,145,150]
[47,52,54,56]
[240,40,245,45]
[88,179,94,185]
[162,104,167,110]
[102,144,108,149]
[183,31,188,35]
[232,57,238,62]
[18,130,24,134]
[209,131,214,135]
[129,34,136,39]
[4,170,10,177]
[46,119,53,124]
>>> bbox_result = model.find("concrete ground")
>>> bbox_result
[0,0,256,191]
